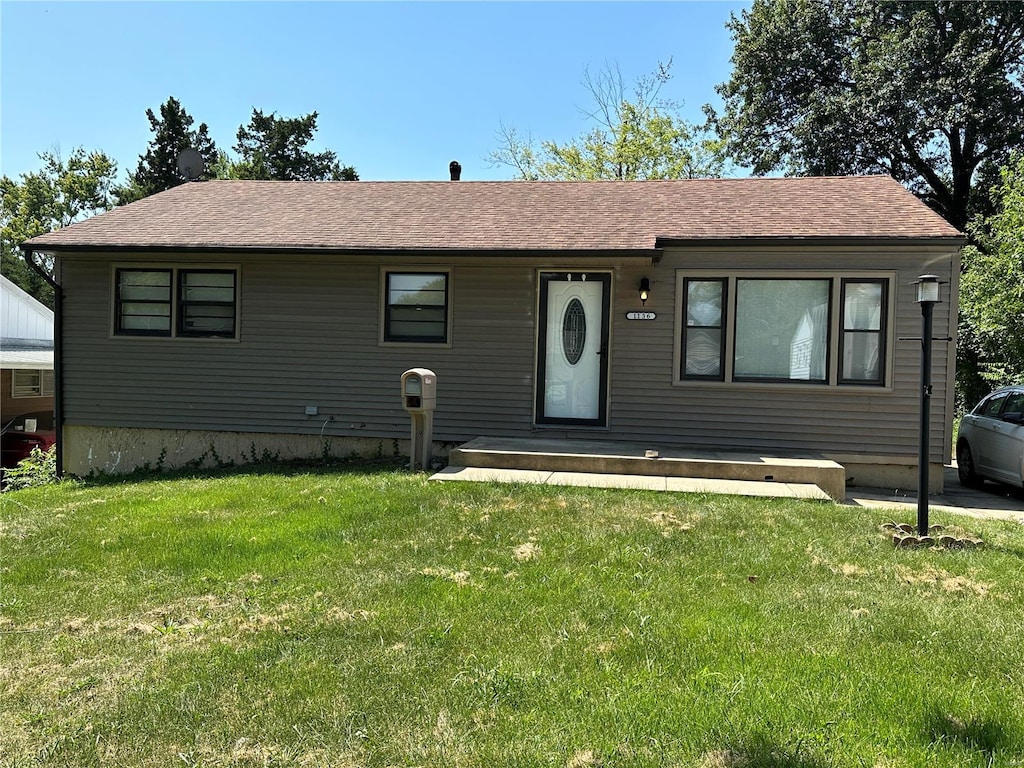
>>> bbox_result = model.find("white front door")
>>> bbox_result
[536,272,610,425]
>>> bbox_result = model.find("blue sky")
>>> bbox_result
[1,1,749,183]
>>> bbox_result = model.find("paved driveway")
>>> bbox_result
[847,465,1024,524]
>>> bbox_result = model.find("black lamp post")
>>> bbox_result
[915,274,941,536]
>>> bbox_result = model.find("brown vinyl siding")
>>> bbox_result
[60,256,540,442]
[59,241,958,464]
[608,245,956,463]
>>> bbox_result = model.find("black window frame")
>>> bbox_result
[680,277,727,381]
[114,266,239,340]
[115,268,173,337]
[177,269,237,339]
[383,271,450,344]
[731,277,833,385]
[838,278,888,386]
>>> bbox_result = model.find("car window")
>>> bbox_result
[978,392,1009,418]
[1001,391,1024,423]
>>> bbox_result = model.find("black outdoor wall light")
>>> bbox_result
[639,277,651,306]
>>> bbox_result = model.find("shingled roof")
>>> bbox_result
[22,176,962,254]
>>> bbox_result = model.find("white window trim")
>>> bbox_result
[11,369,54,398]
[110,263,241,342]
[673,269,897,390]
[378,267,454,348]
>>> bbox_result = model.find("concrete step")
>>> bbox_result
[446,436,845,501]
[431,466,833,501]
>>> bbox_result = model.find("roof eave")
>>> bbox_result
[655,235,966,248]
[21,243,663,260]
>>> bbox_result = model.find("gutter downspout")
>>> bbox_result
[20,246,63,478]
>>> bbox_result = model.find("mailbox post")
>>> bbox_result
[401,368,437,470]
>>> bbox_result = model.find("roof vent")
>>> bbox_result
[449,161,461,181]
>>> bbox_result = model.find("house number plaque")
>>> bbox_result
[625,311,656,320]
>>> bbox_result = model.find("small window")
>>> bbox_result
[11,369,53,398]
[384,272,449,343]
[681,278,726,380]
[116,269,172,336]
[178,270,236,338]
[839,280,887,385]
[562,298,587,365]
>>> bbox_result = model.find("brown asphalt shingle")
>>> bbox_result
[22,176,962,253]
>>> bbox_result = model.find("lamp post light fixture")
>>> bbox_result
[639,277,651,306]
[915,274,941,536]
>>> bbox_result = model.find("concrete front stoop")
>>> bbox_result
[434,436,846,502]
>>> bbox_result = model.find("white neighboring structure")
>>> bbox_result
[1,275,54,420]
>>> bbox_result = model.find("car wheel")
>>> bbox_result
[956,442,984,488]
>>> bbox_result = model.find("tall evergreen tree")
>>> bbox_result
[230,109,357,181]
[114,96,218,205]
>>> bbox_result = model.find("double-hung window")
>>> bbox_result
[114,267,238,339]
[838,279,887,385]
[677,272,892,387]
[383,271,450,344]
[681,278,727,379]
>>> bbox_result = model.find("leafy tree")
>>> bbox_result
[114,96,218,205]
[712,0,1024,231]
[1,148,117,307]
[959,153,1024,396]
[490,61,727,181]
[230,109,357,181]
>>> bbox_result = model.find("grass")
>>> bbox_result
[2,463,1024,767]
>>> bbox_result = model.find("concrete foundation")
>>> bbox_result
[60,426,945,497]
[62,425,417,476]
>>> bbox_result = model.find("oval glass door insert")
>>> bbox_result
[562,298,587,365]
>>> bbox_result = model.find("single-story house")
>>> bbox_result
[1,275,55,423]
[20,175,963,489]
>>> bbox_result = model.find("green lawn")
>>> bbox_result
[2,463,1023,767]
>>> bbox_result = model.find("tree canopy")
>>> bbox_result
[114,97,218,205]
[226,109,358,181]
[491,61,727,181]
[713,0,1024,231]
[1,148,117,307]
[959,152,1024,397]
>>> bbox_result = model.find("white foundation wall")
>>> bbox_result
[62,425,431,476]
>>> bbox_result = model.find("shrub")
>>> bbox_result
[3,446,62,490]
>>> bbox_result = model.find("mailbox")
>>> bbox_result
[401,368,437,471]
[401,368,437,412]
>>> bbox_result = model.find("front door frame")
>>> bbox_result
[535,270,612,427]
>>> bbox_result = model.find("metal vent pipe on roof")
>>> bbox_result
[449,161,461,181]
